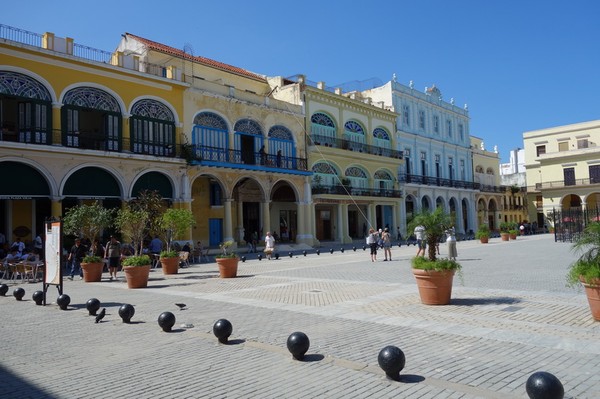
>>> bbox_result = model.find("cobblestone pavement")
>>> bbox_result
[1,234,599,398]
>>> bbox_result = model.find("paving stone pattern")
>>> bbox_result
[0,234,599,398]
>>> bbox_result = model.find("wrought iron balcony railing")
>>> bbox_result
[309,135,403,159]
[398,173,476,190]
[311,184,403,198]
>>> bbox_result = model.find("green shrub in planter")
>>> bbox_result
[411,256,461,272]
[122,255,151,267]
[160,250,179,259]
[83,255,103,263]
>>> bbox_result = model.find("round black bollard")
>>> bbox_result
[158,311,176,332]
[329,248,334,254]
[377,345,406,381]
[118,304,135,323]
[275,252,280,260]
[287,331,310,360]
[525,371,564,399]
[57,294,70,310]
[302,250,307,257]
[352,246,356,252]
[340,248,344,253]
[241,256,246,263]
[258,254,262,261]
[362,245,366,251]
[316,249,320,255]
[86,298,101,316]
[213,318,233,344]
[0,283,9,296]
[32,290,44,305]
[288,252,293,258]
[13,287,25,301]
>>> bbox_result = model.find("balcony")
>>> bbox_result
[399,173,476,190]
[529,178,600,192]
[309,134,403,160]
[311,184,402,198]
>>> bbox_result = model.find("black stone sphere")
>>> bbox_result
[302,250,307,256]
[340,248,344,253]
[0,283,9,296]
[329,248,334,254]
[258,254,262,261]
[241,256,246,262]
[86,298,101,316]
[377,345,406,381]
[213,318,233,344]
[362,245,367,251]
[287,331,310,360]
[118,304,135,323]
[158,311,176,332]
[288,252,293,258]
[32,290,44,305]
[275,253,280,260]
[316,249,320,255]
[352,246,357,251]
[57,294,70,310]
[526,371,564,399]
[13,287,25,301]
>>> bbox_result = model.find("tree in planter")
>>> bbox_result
[568,222,600,320]
[114,207,149,257]
[407,207,455,263]
[475,224,491,243]
[160,208,196,252]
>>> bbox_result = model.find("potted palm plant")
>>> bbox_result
[567,221,600,321]
[475,224,490,244]
[62,201,114,282]
[159,208,196,275]
[407,207,461,305]
[215,240,239,278]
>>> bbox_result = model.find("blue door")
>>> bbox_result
[209,218,223,246]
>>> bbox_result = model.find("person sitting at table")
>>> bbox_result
[149,235,162,255]
[182,242,191,253]
[11,237,25,257]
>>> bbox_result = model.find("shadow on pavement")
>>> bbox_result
[451,297,521,306]
[0,364,56,398]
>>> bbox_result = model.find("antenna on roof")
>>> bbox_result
[183,43,195,85]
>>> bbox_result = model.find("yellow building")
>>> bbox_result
[524,120,600,230]
[0,24,312,250]
[273,77,402,243]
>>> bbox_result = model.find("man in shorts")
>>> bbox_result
[414,225,426,257]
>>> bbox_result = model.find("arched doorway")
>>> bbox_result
[271,181,298,242]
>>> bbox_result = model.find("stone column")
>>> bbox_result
[262,200,271,238]
[224,199,234,243]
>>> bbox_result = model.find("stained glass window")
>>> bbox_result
[311,112,335,127]
[63,87,120,112]
[194,112,227,130]
[131,99,174,121]
[234,119,263,135]
[0,71,51,100]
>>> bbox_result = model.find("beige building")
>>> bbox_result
[524,120,600,229]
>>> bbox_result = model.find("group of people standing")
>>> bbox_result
[366,227,393,262]
[67,235,123,281]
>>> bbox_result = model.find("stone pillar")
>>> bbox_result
[262,200,271,237]
[223,199,234,243]
[236,201,245,244]
[51,197,62,219]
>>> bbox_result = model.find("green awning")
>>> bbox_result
[0,161,50,197]
[132,171,173,199]
[63,167,121,197]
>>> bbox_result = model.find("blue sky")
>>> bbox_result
[3,1,599,162]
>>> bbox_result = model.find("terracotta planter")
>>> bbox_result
[216,257,239,278]
[479,237,489,244]
[160,257,179,275]
[412,269,455,305]
[501,233,510,241]
[124,265,151,288]
[509,233,517,240]
[81,262,104,282]
[581,278,600,321]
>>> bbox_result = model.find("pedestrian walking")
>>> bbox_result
[67,238,86,280]
[104,235,122,281]
[414,225,426,257]
[382,227,392,261]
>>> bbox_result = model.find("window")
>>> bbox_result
[578,139,589,149]
[446,120,452,138]
[563,168,575,186]
[536,145,546,156]
[448,157,454,180]
[418,110,425,129]
[420,152,427,176]
[210,182,223,206]
[558,141,569,152]
[433,116,439,133]
[590,165,600,184]
[402,105,410,126]
[458,124,464,141]
[460,159,465,180]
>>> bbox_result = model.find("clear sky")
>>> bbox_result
[3,1,599,162]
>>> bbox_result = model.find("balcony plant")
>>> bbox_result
[159,208,196,275]
[62,201,114,282]
[407,207,462,305]
[215,240,239,278]
[475,224,490,244]
[567,222,600,321]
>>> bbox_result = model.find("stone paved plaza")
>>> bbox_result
[1,233,599,398]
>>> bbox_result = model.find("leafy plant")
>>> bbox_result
[568,222,600,286]
[82,255,103,263]
[411,256,461,272]
[62,201,114,249]
[499,222,512,233]
[407,207,454,262]
[508,229,519,236]
[216,240,238,259]
[114,207,149,256]
[160,208,196,251]
[160,249,179,259]
[475,224,490,239]
[122,255,152,267]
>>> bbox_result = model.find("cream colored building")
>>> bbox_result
[524,120,600,228]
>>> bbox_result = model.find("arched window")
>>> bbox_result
[372,127,391,149]
[0,71,52,144]
[310,112,336,146]
[192,111,229,162]
[345,166,368,189]
[486,167,495,175]
[475,165,484,174]
[62,86,121,151]
[312,162,338,186]
[374,170,394,190]
[344,121,366,151]
[268,125,295,168]
[130,99,176,157]
[234,119,264,165]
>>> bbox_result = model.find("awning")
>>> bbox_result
[0,161,50,198]
[132,171,173,199]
